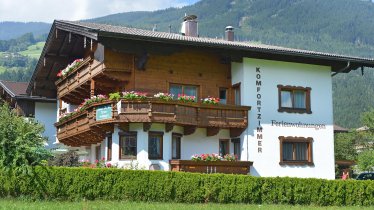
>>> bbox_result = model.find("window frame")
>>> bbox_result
[95,144,101,161]
[219,139,230,157]
[231,138,241,158]
[107,133,112,161]
[148,131,164,160]
[172,133,182,160]
[232,83,241,105]
[119,131,138,160]
[279,136,314,166]
[169,83,199,101]
[219,87,228,104]
[277,85,312,114]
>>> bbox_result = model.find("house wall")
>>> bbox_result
[100,123,231,170]
[35,102,58,148]
[232,58,335,179]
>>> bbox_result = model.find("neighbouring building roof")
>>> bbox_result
[333,124,349,133]
[0,80,56,102]
[0,80,28,97]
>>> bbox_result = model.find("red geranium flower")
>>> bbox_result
[57,70,62,77]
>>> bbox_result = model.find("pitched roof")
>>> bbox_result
[56,20,374,63]
[27,20,374,95]
[0,80,28,97]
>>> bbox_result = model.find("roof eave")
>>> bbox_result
[26,20,99,95]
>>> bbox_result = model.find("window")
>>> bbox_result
[279,136,313,165]
[172,133,182,159]
[219,139,230,157]
[219,88,227,104]
[169,84,198,100]
[231,138,241,158]
[119,132,137,159]
[278,85,311,114]
[233,83,241,105]
[148,132,163,160]
[95,145,101,161]
[107,134,112,161]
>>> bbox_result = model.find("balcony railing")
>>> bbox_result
[56,99,250,146]
[117,100,249,128]
[170,160,253,175]
[55,57,103,100]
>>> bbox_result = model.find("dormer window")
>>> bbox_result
[277,85,311,114]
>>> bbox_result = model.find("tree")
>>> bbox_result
[0,103,50,175]
[334,132,357,161]
[357,150,374,172]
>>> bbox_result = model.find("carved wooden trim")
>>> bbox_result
[184,125,197,136]
[207,127,220,136]
[165,123,174,133]
[277,85,312,114]
[118,123,129,132]
[143,122,152,132]
[230,128,245,138]
[278,136,314,166]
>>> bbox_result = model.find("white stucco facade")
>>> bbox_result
[34,102,58,149]
[57,57,335,180]
[232,58,335,179]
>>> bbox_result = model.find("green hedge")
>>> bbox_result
[0,167,373,206]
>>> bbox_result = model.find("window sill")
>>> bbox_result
[149,157,163,160]
[120,156,137,160]
[278,108,312,114]
[279,161,314,166]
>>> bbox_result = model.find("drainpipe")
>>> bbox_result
[331,61,350,77]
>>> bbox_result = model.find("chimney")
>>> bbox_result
[181,15,198,37]
[225,26,234,41]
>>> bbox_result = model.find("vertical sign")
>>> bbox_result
[256,67,263,153]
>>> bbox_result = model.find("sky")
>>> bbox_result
[0,0,200,23]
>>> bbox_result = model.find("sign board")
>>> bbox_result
[96,104,112,121]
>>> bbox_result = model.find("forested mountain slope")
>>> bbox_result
[0,22,50,40]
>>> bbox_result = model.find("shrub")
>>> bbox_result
[48,151,80,167]
[0,167,373,206]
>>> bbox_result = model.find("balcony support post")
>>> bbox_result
[184,125,196,136]
[90,79,95,97]
[143,122,152,132]
[165,123,174,133]
[230,128,246,138]
[207,127,220,137]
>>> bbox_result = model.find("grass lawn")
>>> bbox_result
[0,199,371,210]
[19,41,45,58]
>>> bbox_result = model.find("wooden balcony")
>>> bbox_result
[55,56,132,104]
[56,99,250,146]
[170,160,253,175]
